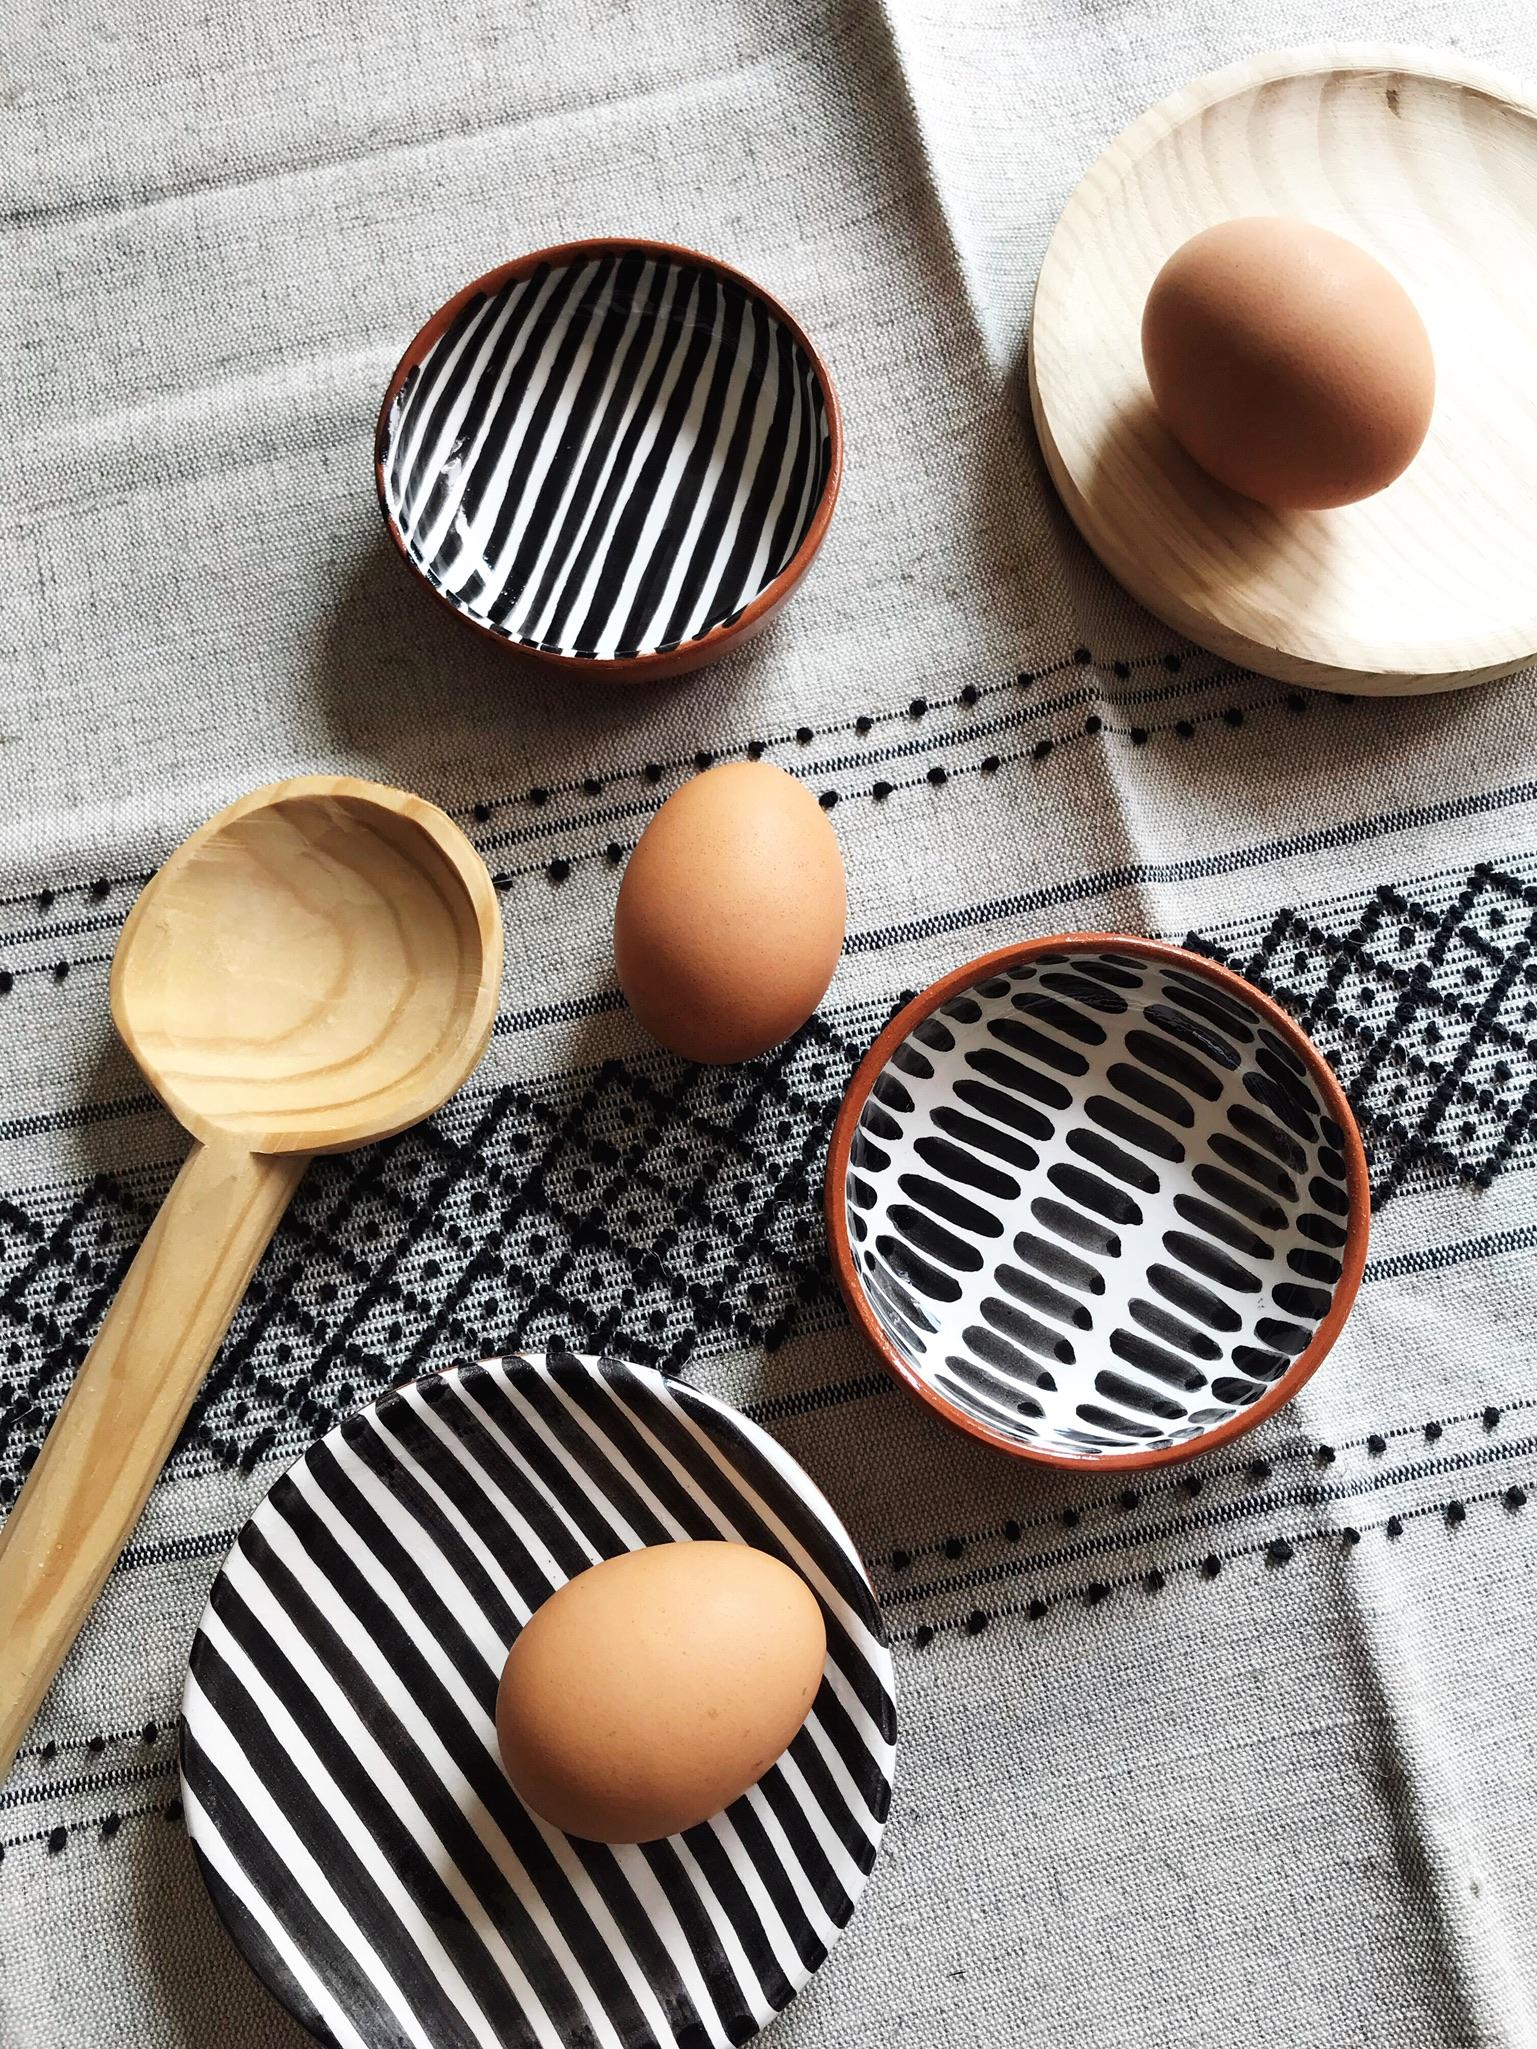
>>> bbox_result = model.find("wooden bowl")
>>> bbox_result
[826,936,1370,1472]
[1029,45,1537,695]
[375,238,842,680]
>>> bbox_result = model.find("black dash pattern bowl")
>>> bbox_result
[375,239,841,680]
[826,935,1369,1471]
[180,1351,895,2049]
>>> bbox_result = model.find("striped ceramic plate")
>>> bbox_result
[180,1351,896,2049]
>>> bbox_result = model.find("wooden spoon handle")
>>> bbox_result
[0,1141,306,1776]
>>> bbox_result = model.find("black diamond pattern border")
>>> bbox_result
[2,861,1535,1503]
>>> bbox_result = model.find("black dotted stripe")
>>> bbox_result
[0,644,1203,918]
[0,1796,183,1862]
[880,1427,1537,1618]
[0,684,1352,964]
[898,1477,1532,1648]
[879,1390,1537,1580]
[0,1758,172,1815]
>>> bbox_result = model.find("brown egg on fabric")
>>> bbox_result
[614,760,845,1064]
[495,1542,828,1843]
[1140,217,1435,510]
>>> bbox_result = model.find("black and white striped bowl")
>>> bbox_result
[827,936,1370,1471]
[375,241,841,679]
[180,1350,895,2049]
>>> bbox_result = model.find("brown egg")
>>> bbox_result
[614,760,845,1064]
[1141,217,1434,509]
[495,1542,827,1843]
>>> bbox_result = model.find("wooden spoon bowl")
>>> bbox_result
[0,777,502,1775]
[114,780,500,1151]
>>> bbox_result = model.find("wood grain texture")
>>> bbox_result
[0,777,503,1776]
[0,1144,304,1766]
[1029,44,1537,694]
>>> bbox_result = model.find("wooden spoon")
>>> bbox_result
[0,776,503,1775]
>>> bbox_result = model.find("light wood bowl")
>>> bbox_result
[1029,45,1537,695]
[0,778,503,1777]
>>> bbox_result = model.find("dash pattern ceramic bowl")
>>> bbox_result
[827,936,1369,1469]
[376,240,840,678]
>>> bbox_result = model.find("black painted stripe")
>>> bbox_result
[938,1350,1046,1422]
[1171,1193,1275,1263]
[964,1046,1073,1112]
[1127,1297,1221,1361]
[978,1295,1074,1368]
[952,1079,1053,1142]
[895,1173,1004,1240]
[873,1233,963,1303]
[1084,1094,1186,1161]
[929,1105,1038,1170]
[1163,1230,1262,1293]
[1228,1102,1308,1170]
[482,255,650,626]
[1108,1329,1207,1392]
[429,260,594,579]
[1208,1132,1299,1201]
[1065,1125,1160,1194]
[1013,1231,1106,1296]
[1156,981,1255,1042]
[217,1543,609,2049]
[1047,1162,1142,1227]
[189,1840,332,2044]
[1074,1402,1161,1441]
[1038,971,1127,1013]
[612,279,748,655]
[523,266,699,649]
[1146,1262,1244,1332]
[394,285,497,520]
[912,1133,1019,1199]
[192,1611,486,2049]
[994,1263,1094,1331]
[1094,1369,1186,1421]
[286,1435,739,2032]
[986,1015,1090,1076]
[1125,1028,1224,1103]
[888,1204,986,1272]
[1031,1196,1121,1259]
[1011,992,1109,1045]
[1106,1061,1194,1128]
[1143,1002,1241,1071]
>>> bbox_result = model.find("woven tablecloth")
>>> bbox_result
[5,1,1537,2043]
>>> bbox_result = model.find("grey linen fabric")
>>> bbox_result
[4,1,1537,2044]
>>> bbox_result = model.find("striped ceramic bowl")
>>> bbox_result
[826,934,1370,1471]
[374,239,841,680]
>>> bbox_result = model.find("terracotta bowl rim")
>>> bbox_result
[823,930,1371,1472]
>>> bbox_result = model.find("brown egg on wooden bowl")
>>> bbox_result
[1141,218,1435,510]
[1029,45,1537,693]
[826,935,1370,1471]
[375,238,842,680]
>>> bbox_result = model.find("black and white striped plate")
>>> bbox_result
[180,1351,896,2049]
[376,245,835,665]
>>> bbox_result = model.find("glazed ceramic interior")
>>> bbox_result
[379,250,832,661]
[841,947,1357,1460]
